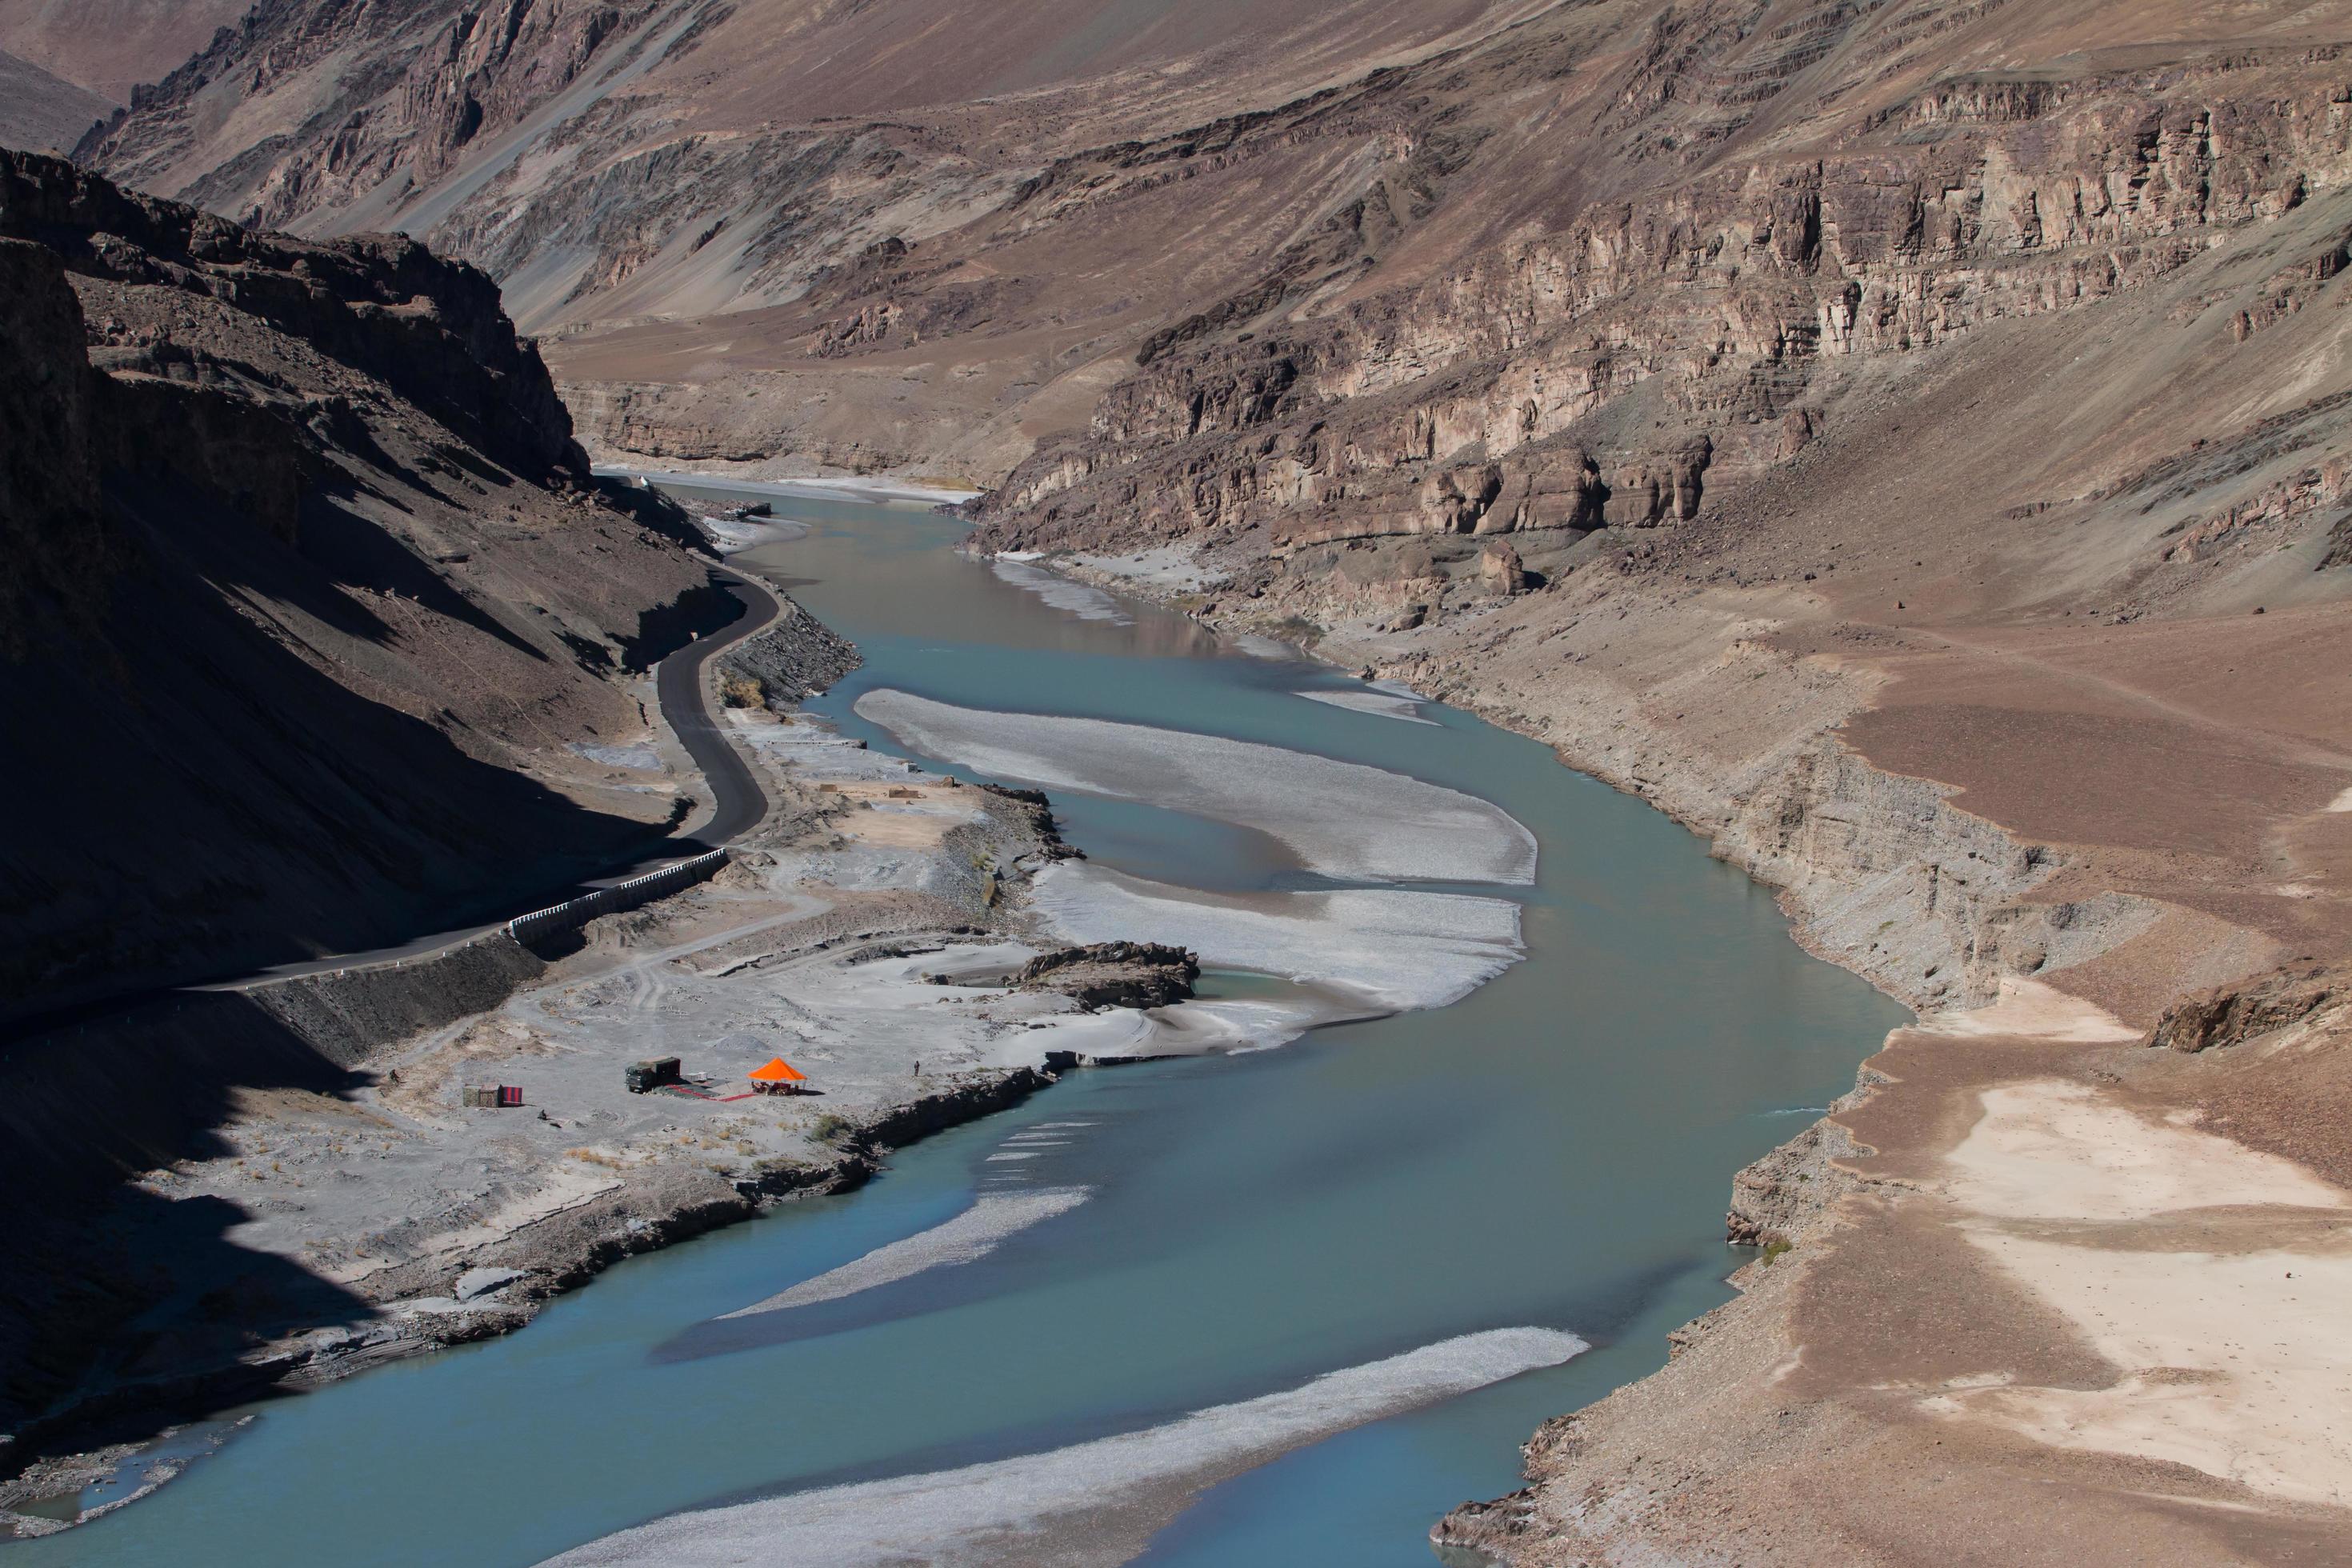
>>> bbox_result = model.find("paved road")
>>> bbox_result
[217,564,782,986]
[7,563,782,1033]
[660,568,778,845]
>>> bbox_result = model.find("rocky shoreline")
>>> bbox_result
[1020,537,2352,1562]
[0,1063,1050,1538]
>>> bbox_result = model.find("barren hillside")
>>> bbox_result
[0,0,246,103]
[0,49,111,154]
[0,150,728,1025]
[46,0,2352,1560]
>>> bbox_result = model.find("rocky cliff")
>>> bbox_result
[0,150,727,1025]
[70,0,2352,524]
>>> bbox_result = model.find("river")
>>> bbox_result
[18,485,1906,1565]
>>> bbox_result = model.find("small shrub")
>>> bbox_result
[1760,1239,1794,1267]
[719,672,764,708]
[810,1114,851,1145]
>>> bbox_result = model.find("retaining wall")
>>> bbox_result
[505,849,728,950]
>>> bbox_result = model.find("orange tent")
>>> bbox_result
[747,1057,806,1085]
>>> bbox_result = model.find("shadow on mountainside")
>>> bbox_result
[0,990,386,1470]
[0,480,686,1028]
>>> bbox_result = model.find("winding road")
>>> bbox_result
[216,562,785,986]
[658,567,778,846]
[6,561,785,1038]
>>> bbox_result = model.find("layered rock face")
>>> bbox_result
[78,0,672,234]
[971,36,2352,582]
[0,150,724,1022]
[4,152,589,484]
[70,0,1578,477]
[70,0,2352,535]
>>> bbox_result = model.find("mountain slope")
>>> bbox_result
[0,0,245,103]
[0,150,726,1025]
[0,47,111,154]
[75,0,1563,478]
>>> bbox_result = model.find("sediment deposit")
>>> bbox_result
[0,693,1187,1534]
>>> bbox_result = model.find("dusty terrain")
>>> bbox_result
[23,0,2352,1558]
[0,658,1229,1536]
[999,324,2352,1566]
[0,48,110,154]
[934,9,2352,1558]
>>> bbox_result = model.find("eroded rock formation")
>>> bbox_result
[1010,942,1202,1011]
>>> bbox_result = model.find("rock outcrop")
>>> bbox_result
[716,598,862,710]
[78,0,672,237]
[1010,942,1201,1010]
[2150,962,2347,1054]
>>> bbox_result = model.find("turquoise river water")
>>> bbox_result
[21,486,1907,1565]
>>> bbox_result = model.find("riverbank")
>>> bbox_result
[590,461,985,506]
[1024,538,2352,1558]
[11,481,1918,1565]
[0,598,1221,1538]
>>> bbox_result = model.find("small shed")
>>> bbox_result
[747,1057,808,1094]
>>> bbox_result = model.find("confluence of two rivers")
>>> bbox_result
[26,489,1905,1566]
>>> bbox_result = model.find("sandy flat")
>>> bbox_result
[1945,1078,2347,1222]
[719,1187,1092,1318]
[991,558,1131,623]
[818,780,986,848]
[540,1328,1586,1567]
[1295,687,1438,724]
[1914,977,2144,1043]
[856,689,1536,884]
[1032,861,1522,1012]
[1947,1233,2352,1506]
[1929,1070,2352,1505]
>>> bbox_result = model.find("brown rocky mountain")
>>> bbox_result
[0,150,727,1026]
[0,0,247,104]
[73,0,1561,477]
[30,0,2352,1559]
[0,48,113,154]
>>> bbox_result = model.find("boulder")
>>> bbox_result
[1479,541,1530,594]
